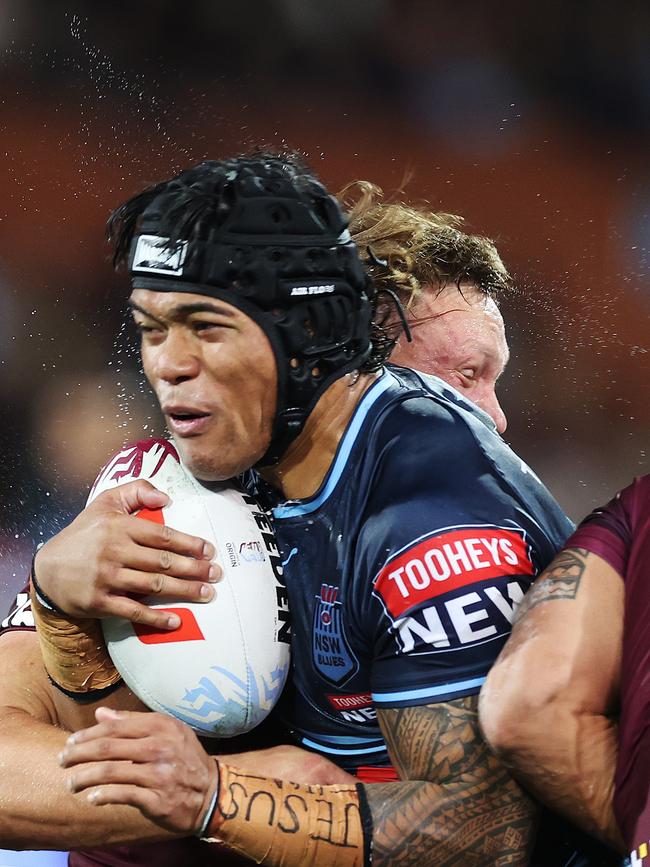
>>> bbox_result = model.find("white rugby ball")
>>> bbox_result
[88,438,291,738]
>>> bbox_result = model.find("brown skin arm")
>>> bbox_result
[52,681,148,733]
[0,630,172,849]
[367,698,537,866]
[479,547,624,852]
[0,630,351,850]
[62,698,536,866]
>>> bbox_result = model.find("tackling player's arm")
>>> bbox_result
[368,698,535,864]
[0,629,171,848]
[61,698,535,866]
[0,628,352,849]
[479,547,624,851]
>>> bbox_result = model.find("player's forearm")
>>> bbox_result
[204,761,535,867]
[364,767,536,865]
[0,711,171,848]
[51,680,148,734]
[480,547,625,852]
[366,697,537,865]
[485,701,623,852]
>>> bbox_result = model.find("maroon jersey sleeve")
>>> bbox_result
[0,583,33,636]
[563,489,632,580]
[562,476,650,857]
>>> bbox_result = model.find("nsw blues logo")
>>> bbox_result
[313,583,358,687]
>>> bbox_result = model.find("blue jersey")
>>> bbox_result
[265,367,573,770]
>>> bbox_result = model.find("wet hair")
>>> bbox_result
[339,181,512,312]
[108,152,320,267]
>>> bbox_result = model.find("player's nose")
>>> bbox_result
[482,390,507,434]
[153,331,201,385]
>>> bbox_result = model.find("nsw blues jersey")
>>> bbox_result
[267,367,573,769]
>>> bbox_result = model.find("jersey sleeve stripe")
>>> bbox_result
[273,372,393,519]
[372,675,486,705]
[299,731,384,745]
[300,737,388,756]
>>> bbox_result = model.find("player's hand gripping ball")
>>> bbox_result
[89,439,291,738]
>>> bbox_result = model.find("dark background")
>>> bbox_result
[1,1,649,611]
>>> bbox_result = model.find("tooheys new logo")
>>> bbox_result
[327,693,375,724]
[373,525,534,653]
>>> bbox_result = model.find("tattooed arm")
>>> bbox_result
[369,697,536,865]
[62,698,536,866]
[479,548,624,850]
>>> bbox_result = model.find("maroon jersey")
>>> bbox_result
[567,474,650,859]
[69,840,250,867]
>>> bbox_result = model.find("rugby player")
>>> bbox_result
[481,476,650,863]
[1,155,570,865]
[344,180,509,436]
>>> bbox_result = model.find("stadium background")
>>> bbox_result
[0,1,649,615]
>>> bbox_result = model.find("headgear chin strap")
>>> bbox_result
[126,157,375,466]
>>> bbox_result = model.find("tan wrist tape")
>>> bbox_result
[29,580,121,696]
[202,761,372,867]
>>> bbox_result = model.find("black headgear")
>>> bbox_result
[125,156,375,465]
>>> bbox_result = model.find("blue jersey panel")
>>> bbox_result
[263,368,572,769]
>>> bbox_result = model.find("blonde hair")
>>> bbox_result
[338,181,512,310]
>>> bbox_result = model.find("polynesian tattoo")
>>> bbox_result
[367,697,536,866]
[513,547,589,624]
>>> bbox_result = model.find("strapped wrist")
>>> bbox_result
[30,550,69,616]
[29,581,122,702]
[200,760,372,867]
